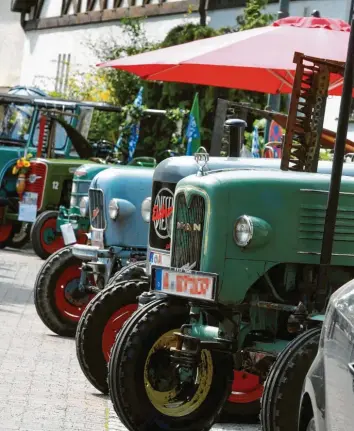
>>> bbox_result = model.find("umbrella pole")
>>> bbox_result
[316,21,354,311]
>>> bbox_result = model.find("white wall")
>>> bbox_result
[19,0,352,91]
[0,0,25,89]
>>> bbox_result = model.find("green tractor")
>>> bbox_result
[0,90,176,257]
[0,90,122,250]
[106,52,354,431]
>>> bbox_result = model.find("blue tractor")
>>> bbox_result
[33,164,154,337]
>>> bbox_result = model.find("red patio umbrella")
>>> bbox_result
[99,17,350,95]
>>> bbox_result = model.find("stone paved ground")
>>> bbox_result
[0,248,261,431]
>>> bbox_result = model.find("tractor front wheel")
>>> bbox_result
[31,210,65,259]
[34,246,93,337]
[76,277,149,393]
[108,300,233,431]
[260,327,321,431]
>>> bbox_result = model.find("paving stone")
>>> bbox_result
[0,248,261,431]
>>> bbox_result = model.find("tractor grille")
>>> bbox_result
[70,180,91,208]
[25,161,47,211]
[171,193,205,271]
[89,188,105,230]
[149,181,176,252]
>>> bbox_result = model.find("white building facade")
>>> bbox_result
[0,0,25,91]
[2,0,354,136]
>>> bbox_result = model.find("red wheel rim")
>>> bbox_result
[0,224,13,242]
[54,265,94,322]
[228,370,264,404]
[40,217,65,255]
[102,304,138,362]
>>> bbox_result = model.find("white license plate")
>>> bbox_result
[60,223,76,245]
[18,192,38,222]
[148,251,170,271]
[153,267,217,301]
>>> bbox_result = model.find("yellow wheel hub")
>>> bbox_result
[144,329,213,418]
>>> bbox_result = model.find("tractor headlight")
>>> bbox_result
[109,199,120,220]
[79,197,89,217]
[234,215,272,249]
[141,197,151,223]
[234,215,253,247]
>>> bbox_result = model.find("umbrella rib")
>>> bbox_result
[328,76,344,91]
[267,69,293,92]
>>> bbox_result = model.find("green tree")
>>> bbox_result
[236,0,274,30]
[52,0,274,156]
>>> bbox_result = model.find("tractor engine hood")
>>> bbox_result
[89,166,154,248]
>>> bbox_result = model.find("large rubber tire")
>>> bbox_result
[108,300,233,431]
[106,260,148,286]
[260,327,321,431]
[31,210,65,260]
[76,278,149,394]
[34,246,92,337]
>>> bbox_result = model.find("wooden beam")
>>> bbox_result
[23,0,199,30]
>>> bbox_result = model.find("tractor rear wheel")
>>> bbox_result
[108,300,233,431]
[260,328,321,431]
[31,210,65,259]
[75,277,149,393]
[34,246,93,337]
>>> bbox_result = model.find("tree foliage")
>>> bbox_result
[52,0,274,157]
[236,0,274,30]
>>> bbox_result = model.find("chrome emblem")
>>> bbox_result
[176,222,201,232]
[28,174,42,184]
[194,146,209,176]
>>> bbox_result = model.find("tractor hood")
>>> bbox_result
[73,163,112,181]
[90,166,154,248]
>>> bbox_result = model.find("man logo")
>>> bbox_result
[176,222,201,232]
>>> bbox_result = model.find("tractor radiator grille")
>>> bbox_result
[89,188,105,230]
[25,161,47,211]
[171,193,205,271]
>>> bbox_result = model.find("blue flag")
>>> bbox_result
[115,87,144,161]
[252,126,260,158]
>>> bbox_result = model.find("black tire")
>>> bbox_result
[260,327,321,431]
[108,300,233,431]
[34,246,88,337]
[76,278,149,394]
[8,222,32,249]
[106,260,148,287]
[31,210,63,260]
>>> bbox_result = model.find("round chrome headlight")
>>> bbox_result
[234,215,253,247]
[109,199,120,220]
[79,197,89,217]
[141,197,151,223]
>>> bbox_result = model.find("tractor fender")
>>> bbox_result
[0,156,22,189]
